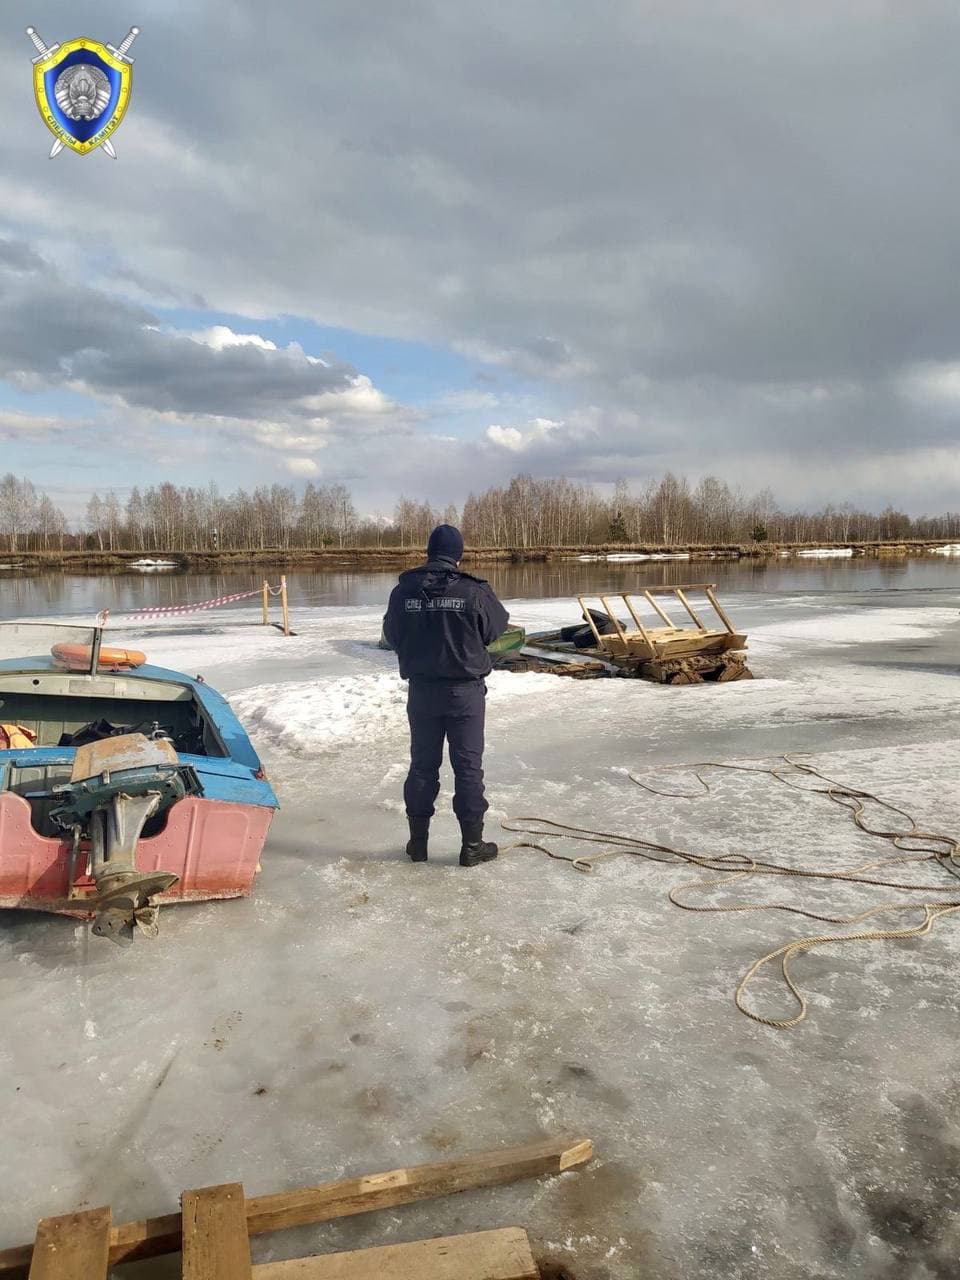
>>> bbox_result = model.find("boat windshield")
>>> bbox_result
[0,622,100,675]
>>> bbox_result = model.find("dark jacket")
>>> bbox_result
[383,558,510,681]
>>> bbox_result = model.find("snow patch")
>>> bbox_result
[232,672,408,755]
[577,553,690,562]
[232,668,568,757]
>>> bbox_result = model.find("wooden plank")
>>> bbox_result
[651,634,745,659]
[639,591,674,628]
[704,586,737,633]
[674,588,708,632]
[28,1207,111,1280]
[598,596,629,647]
[575,596,604,648]
[245,1136,592,1235]
[619,594,653,638]
[0,1138,592,1277]
[182,1184,252,1280]
[252,1228,539,1280]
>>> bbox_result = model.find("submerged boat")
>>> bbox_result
[0,621,278,944]
[484,624,526,652]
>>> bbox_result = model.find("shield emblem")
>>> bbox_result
[33,38,132,155]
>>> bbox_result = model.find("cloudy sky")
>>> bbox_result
[1,1,959,520]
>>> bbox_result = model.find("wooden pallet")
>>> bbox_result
[3,1137,592,1280]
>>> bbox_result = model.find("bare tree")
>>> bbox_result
[103,493,122,551]
[86,493,105,551]
[0,474,37,553]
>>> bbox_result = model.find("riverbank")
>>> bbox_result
[1,540,957,573]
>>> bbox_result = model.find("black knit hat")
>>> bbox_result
[427,523,464,562]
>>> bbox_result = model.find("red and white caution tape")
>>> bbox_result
[115,588,268,623]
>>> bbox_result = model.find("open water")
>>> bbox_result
[0,554,958,621]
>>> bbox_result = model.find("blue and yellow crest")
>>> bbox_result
[26,26,140,158]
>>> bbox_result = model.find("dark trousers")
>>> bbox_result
[404,679,488,824]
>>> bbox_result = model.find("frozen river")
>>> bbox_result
[1,562,959,1277]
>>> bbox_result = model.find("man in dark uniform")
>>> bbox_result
[383,524,510,867]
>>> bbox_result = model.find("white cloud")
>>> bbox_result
[187,326,334,368]
[0,409,74,438]
[251,422,331,452]
[486,417,563,452]
[300,376,393,416]
[286,457,321,476]
[486,425,524,450]
[898,361,960,407]
[189,326,279,354]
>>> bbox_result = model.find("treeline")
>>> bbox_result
[0,475,68,553]
[463,474,960,546]
[1,470,958,554]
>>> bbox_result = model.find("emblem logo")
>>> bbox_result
[26,25,140,158]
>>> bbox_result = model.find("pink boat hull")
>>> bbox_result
[0,791,274,919]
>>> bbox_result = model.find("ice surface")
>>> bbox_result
[576,553,690,561]
[1,587,959,1278]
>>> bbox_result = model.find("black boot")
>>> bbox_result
[459,819,498,868]
[406,815,430,862]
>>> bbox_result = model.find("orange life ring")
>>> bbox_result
[51,643,147,672]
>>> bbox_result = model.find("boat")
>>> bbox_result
[484,624,526,653]
[130,558,178,571]
[0,620,278,944]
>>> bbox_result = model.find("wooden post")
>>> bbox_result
[674,587,708,632]
[280,575,290,637]
[28,1208,111,1280]
[576,596,605,649]
[641,590,676,628]
[704,585,736,633]
[261,581,269,627]
[599,595,631,653]
[182,1184,252,1280]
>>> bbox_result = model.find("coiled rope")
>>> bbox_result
[501,754,960,1029]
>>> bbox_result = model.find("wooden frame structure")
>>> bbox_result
[577,585,743,658]
[2,1137,592,1280]
[521,584,752,684]
[574,585,750,683]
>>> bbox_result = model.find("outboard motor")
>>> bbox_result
[49,733,201,945]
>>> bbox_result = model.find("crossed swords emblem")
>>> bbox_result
[25,25,140,158]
